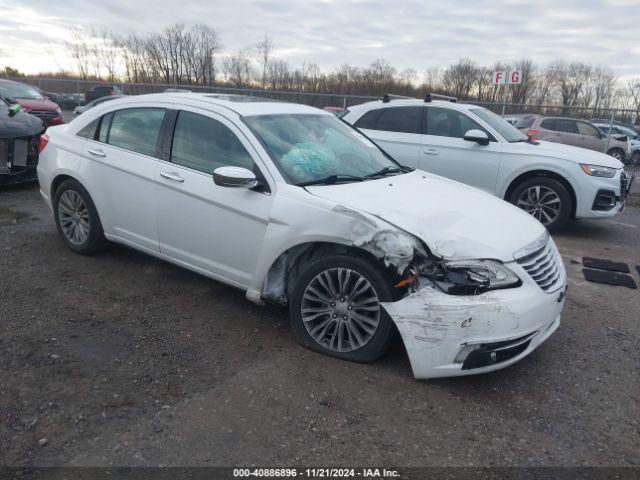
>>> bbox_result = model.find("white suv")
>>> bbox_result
[343,96,630,231]
[38,93,565,379]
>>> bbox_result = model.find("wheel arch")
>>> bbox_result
[50,173,107,228]
[261,241,401,305]
[504,169,577,219]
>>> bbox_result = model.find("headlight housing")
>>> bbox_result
[418,259,521,295]
[580,163,617,178]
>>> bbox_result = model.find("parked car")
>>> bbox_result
[73,95,125,117]
[342,96,630,231]
[43,91,82,110]
[0,79,64,126]
[322,106,347,117]
[590,118,640,137]
[1,98,46,185]
[502,113,528,126]
[592,122,640,165]
[84,84,124,104]
[515,114,630,163]
[37,93,566,379]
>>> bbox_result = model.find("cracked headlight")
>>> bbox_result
[580,163,617,178]
[420,259,521,295]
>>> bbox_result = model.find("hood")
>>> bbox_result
[0,102,46,138]
[307,171,546,262]
[505,140,623,169]
[16,97,60,112]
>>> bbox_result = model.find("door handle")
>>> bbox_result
[160,171,185,183]
[88,148,106,157]
[423,148,438,155]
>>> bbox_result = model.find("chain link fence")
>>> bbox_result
[7,76,638,123]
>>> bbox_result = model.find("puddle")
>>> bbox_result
[0,207,30,226]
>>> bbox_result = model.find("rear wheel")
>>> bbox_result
[289,255,396,363]
[630,150,640,166]
[53,178,106,255]
[509,176,572,232]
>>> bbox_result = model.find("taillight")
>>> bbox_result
[39,134,50,153]
[527,129,540,140]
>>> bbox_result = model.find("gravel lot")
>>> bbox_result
[1,179,639,468]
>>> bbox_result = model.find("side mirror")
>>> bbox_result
[463,129,489,146]
[213,166,257,188]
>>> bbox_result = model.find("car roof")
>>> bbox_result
[102,92,328,117]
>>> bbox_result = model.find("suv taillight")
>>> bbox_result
[39,134,49,153]
[527,128,540,140]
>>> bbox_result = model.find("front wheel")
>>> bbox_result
[289,255,396,363]
[509,176,572,232]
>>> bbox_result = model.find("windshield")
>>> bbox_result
[0,82,44,100]
[243,113,401,185]
[471,108,529,142]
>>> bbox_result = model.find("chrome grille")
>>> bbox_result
[516,239,565,293]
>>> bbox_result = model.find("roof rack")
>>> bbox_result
[382,93,413,103]
[424,93,457,103]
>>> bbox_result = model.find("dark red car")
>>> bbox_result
[0,79,64,126]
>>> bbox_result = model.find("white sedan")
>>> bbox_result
[37,93,566,379]
[342,97,630,232]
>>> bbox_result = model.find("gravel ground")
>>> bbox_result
[0,181,639,468]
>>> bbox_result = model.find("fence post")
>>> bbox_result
[604,110,615,154]
[342,96,347,110]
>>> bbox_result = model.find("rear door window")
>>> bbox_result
[426,107,489,139]
[354,107,422,134]
[373,107,422,134]
[553,119,579,134]
[106,108,165,157]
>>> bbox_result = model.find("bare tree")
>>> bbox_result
[65,28,93,80]
[256,36,274,89]
[223,48,254,87]
[442,59,478,99]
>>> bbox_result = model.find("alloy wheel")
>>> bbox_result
[58,190,90,246]
[301,268,380,353]
[516,185,561,225]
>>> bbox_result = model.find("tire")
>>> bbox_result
[631,150,640,166]
[509,176,572,233]
[607,148,626,164]
[53,178,107,255]
[289,254,396,363]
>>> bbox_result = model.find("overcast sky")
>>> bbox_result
[1,0,639,82]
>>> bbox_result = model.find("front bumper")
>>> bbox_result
[575,168,632,219]
[381,263,566,379]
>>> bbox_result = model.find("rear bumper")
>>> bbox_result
[381,263,566,379]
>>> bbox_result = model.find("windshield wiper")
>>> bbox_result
[364,165,412,179]
[297,174,365,187]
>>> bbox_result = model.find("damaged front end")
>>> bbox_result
[381,236,564,379]
[1,98,46,185]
